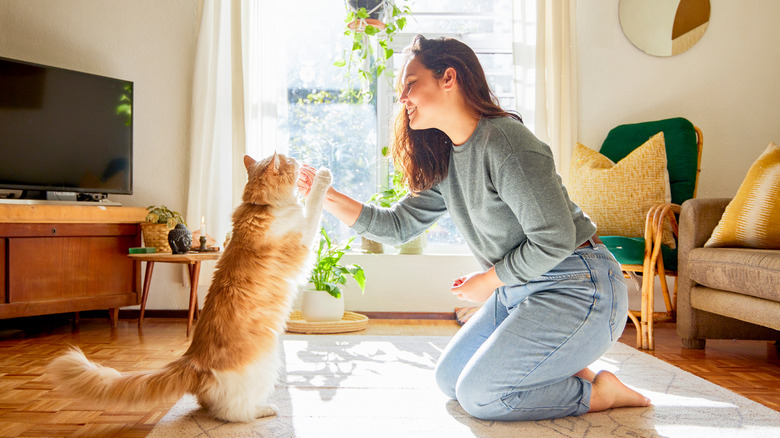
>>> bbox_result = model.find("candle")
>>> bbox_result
[200,216,206,237]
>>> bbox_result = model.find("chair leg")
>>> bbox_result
[627,311,642,349]
[682,338,706,349]
[655,257,676,319]
[640,268,655,350]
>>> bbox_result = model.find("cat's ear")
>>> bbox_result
[272,152,280,172]
[243,155,256,171]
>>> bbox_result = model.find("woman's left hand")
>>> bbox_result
[451,267,505,303]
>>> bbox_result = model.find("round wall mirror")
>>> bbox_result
[619,0,710,57]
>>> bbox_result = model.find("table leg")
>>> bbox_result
[189,264,199,321]
[138,261,155,326]
[109,308,119,327]
[186,262,202,337]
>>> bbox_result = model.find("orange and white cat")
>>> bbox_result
[46,153,331,422]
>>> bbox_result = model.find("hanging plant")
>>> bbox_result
[335,0,412,101]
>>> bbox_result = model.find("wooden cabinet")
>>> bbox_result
[0,204,147,321]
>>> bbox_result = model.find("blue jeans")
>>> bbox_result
[435,243,628,421]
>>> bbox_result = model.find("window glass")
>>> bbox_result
[279,0,517,252]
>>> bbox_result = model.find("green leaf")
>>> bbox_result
[364,25,380,36]
[350,266,366,292]
[334,59,346,68]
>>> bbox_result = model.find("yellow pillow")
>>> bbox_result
[568,132,675,247]
[705,142,780,249]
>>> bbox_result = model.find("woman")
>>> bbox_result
[299,35,650,421]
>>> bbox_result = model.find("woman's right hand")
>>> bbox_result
[297,164,316,197]
[298,164,363,227]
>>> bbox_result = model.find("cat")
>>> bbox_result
[46,153,332,422]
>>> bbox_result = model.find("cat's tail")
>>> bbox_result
[46,346,201,407]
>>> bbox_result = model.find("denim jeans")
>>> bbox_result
[435,242,628,421]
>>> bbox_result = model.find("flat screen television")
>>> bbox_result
[0,56,132,202]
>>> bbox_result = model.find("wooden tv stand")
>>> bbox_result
[0,204,147,325]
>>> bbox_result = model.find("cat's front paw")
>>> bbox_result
[313,167,332,187]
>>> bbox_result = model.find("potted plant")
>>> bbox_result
[335,0,412,100]
[141,205,187,253]
[301,227,367,322]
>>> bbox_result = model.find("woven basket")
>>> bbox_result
[141,223,172,253]
[286,311,368,334]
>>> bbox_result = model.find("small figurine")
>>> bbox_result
[167,223,192,254]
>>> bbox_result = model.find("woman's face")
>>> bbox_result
[398,57,447,131]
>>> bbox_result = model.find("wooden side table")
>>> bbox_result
[128,252,220,336]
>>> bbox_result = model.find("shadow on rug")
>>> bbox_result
[149,335,780,438]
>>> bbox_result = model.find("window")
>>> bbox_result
[267,0,525,253]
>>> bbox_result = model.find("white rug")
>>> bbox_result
[149,335,780,438]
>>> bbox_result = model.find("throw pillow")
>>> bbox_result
[705,142,780,249]
[568,132,675,247]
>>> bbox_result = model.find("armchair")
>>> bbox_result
[569,117,703,350]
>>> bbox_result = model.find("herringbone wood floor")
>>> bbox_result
[0,315,778,437]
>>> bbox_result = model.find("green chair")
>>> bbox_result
[598,117,703,350]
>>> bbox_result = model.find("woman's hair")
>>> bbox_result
[392,35,522,192]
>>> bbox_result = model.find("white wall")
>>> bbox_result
[295,254,482,314]
[576,0,780,199]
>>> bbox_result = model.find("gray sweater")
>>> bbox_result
[351,117,596,285]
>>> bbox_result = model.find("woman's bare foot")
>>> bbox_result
[574,368,596,382]
[588,371,651,412]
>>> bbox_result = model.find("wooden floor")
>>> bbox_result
[0,315,778,437]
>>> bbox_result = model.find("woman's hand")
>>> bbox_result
[451,267,505,303]
[297,164,316,197]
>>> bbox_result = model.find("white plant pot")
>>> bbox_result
[361,236,384,254]
[300,287,345,322]
[399,234,426,254]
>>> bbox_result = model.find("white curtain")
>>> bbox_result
[186,0,282,247]
[516,0,578,178]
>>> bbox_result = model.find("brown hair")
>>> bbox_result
[392,35,522,192]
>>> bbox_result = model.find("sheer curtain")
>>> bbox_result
[514,0,578,177]
[186,0,282,247]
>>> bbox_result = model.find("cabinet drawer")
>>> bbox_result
[7,235,138,302]
[0,223,139,238]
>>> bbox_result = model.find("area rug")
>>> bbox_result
[149,335,780,438]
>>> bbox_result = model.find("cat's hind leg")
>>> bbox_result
[198,352,281,422]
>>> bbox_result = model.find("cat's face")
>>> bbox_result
[242,153,300,205]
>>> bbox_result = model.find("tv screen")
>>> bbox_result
[0,56,132,199]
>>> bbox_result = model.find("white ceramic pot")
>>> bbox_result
[361,236,384,254]
[399,234,426,254]
[300,287,345,322]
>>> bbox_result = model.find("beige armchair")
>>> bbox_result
[676,198,780,349]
